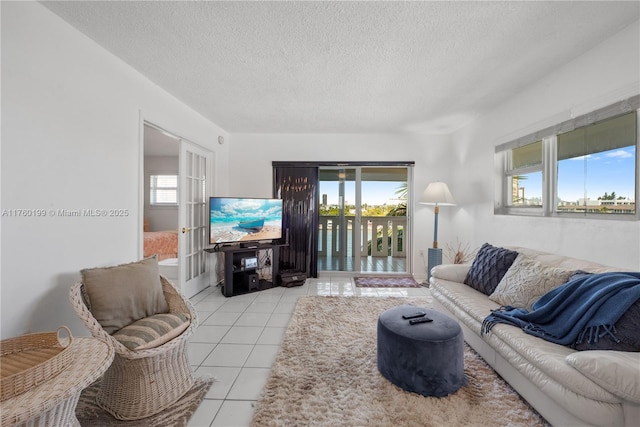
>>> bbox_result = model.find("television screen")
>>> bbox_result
[209,197,283,245]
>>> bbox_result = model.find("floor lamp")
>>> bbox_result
[419,182,456,283]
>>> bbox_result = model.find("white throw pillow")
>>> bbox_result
[566,351,640,403]
[488,254,573,311]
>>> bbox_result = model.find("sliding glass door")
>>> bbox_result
[318,168,357,271]
[318,166,410,274]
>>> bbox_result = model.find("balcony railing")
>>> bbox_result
[318,216,406,258]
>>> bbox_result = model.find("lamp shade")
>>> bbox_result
[419,182,456,206]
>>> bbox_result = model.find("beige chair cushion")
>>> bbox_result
[81,257,169,334]
[489,254,573,311]
[113,313,191,350]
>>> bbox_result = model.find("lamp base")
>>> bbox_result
[427,248,443,283]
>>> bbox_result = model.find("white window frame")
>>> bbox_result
[495,96,639,220]
[150,173,179,206]
[504,140,544,215]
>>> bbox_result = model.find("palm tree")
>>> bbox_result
[388,182,407,216]
[370,182,406,254]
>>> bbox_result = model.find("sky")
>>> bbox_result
[519,146,636,202]
[558,146,636,202]
[320,181,405,206]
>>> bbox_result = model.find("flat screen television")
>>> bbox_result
[209,197,283,245]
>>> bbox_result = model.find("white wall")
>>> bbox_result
[144,156,179,231]
[228,133,453,278]
[450,20,640,270]
[1,2,229,339]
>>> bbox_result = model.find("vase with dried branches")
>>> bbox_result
[445,239,477,264]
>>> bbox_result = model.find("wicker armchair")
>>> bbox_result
[69,275,198,420]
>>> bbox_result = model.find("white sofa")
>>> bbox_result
[430,246,640,427]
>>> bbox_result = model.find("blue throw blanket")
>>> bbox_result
[481,272,640,346]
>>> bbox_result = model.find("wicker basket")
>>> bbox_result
[0,326,74,401]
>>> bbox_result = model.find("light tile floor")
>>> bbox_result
[187,276,431,427]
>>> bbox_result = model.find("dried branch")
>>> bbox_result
[444,239,477,264]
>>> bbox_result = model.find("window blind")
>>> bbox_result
[557,111,637,160]
[511,140,542,169]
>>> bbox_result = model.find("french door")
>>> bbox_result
[178,140,214,297]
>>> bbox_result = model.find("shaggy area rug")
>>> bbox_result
[75,376,214,426]
[353,276,421,288]
[251,296,549,427]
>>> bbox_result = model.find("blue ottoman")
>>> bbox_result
[377,305,466,397]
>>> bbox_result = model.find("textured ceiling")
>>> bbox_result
[42,1,639,134]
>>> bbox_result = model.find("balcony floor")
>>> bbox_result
[317,255,406,274]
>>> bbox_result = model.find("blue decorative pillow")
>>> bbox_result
[464,243,518,295]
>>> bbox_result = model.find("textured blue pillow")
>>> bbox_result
[464,243,518,295]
